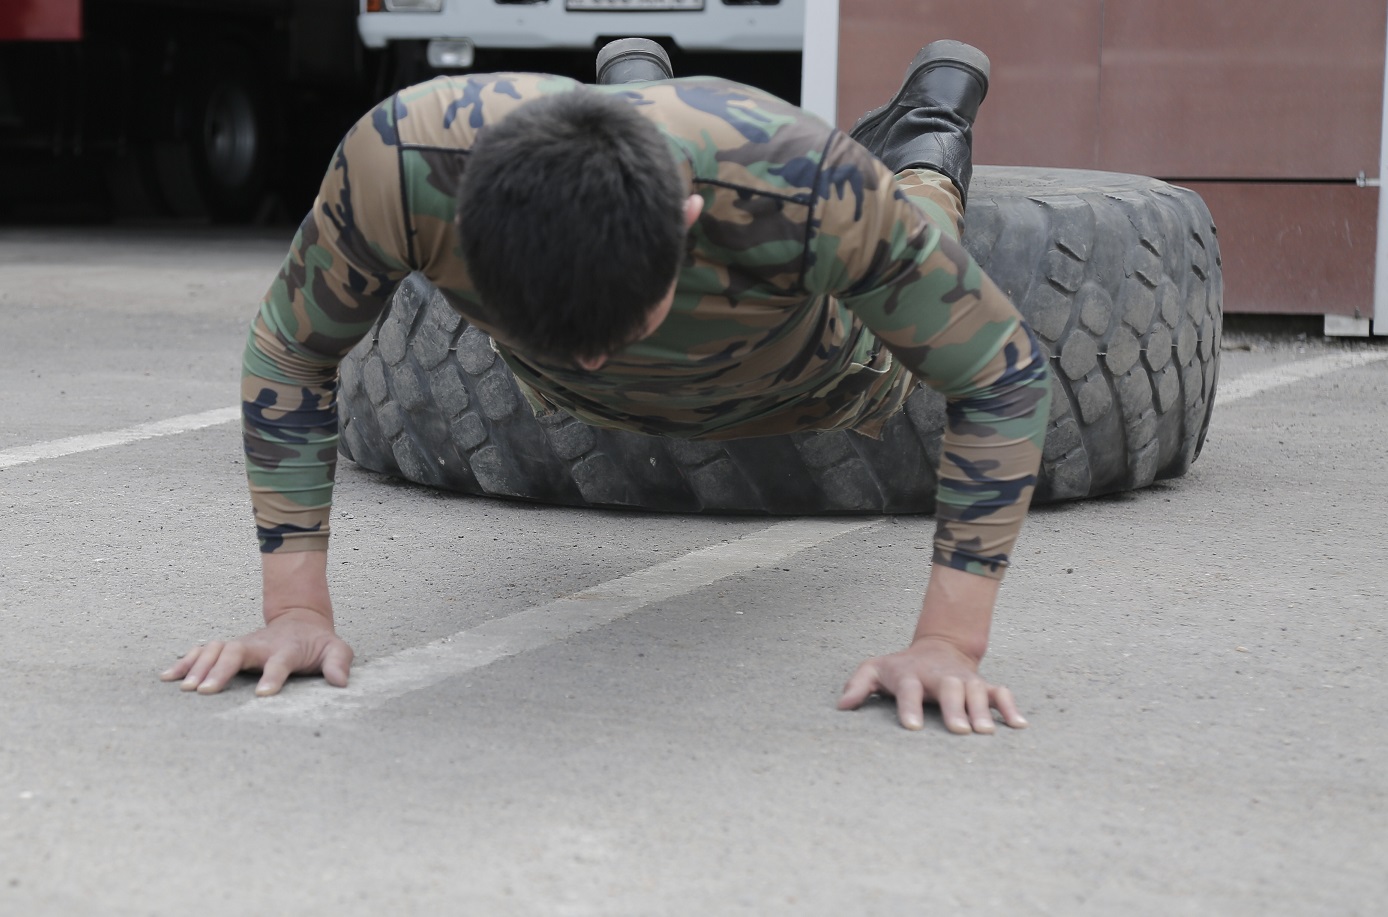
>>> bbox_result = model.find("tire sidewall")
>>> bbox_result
[179,44,279,221]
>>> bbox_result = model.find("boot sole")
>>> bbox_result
[848,39,991,143]
[596,38,674,84]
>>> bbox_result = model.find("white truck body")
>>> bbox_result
[358,0,804,54]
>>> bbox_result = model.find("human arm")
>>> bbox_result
[162,99,412,693]
[851,232,1044,730]
[243,102,414,556]
[808,134,1050,728]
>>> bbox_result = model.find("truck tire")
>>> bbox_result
[338,166,1222,513]
[150,43,278,222]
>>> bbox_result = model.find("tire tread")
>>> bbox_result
[339,167,1223,513]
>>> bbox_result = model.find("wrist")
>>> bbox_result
[909,631,986,666]
[261,549,334,625]
[912,565,999,661]
[264,605,337,631]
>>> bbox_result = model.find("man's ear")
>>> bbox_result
[684,194,704,228]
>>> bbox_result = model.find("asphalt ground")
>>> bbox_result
[1,225,1386,916]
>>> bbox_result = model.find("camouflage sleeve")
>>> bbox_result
[805,132,1051,580]
[243,97,414,553]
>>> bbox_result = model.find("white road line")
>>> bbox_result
[0,407,240,470]
[1218,350,1388,404]
[222,518,880,722]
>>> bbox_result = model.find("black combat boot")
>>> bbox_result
[849,40,990,206]
[596,38,674,85]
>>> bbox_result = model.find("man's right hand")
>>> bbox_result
[160,608,354,696]
[160,549,353,696]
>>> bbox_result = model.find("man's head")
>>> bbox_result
[455,89,700,368]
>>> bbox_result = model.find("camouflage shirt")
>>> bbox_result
[244,74,1050,579]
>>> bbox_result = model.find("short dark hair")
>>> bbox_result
[456,89,688,363]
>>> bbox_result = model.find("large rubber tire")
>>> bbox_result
[147,43,279,222]
[338,167,1222,513]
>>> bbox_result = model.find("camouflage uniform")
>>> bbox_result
[244,74,1051,579]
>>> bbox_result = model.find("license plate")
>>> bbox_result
[566,0,703,10]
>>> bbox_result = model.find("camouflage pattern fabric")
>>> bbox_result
[243,74,1050,579]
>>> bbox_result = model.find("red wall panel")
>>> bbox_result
[1098,0,1385,179]
[837,0,1103,169]
[1190,182,1378,316]
[837,1,1387,316]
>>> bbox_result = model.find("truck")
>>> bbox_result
[0,0,369,221]
[0,0,805,222]
[358,0,804,103]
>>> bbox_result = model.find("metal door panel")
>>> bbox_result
[836,0,1102,168]
[1099,0,1386,178]
[1190,182,1377,315]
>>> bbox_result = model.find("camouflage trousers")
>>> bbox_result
[895,167,965,245]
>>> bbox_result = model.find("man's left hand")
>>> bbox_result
[837,636,1027,734]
